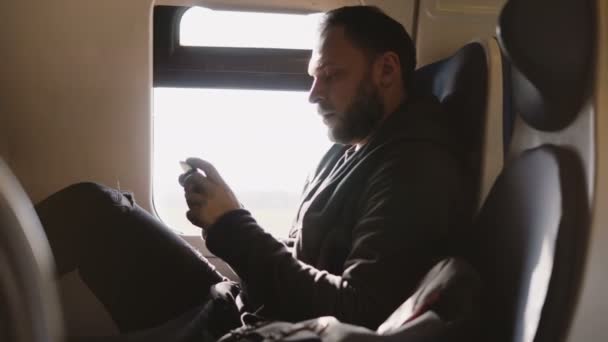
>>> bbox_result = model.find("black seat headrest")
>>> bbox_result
[415,42,487,130]
[497,0,595,131]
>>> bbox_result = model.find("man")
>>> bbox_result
[37,5,471,341]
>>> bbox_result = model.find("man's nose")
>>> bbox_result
[308,78,324,104]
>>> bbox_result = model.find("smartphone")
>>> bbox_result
[179,161,197,186]
[180,161,194,173]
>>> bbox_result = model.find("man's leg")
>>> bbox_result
[35,182,225,333]
[67,303,227,342]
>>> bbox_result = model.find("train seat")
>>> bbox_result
[0,158,64,342]
[415,38,505,212]
[469,0,595,341]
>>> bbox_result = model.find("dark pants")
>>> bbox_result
[36,182,234,341]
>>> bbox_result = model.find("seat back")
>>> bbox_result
[415,39,504,211]
[471,146,587,342]
[0,158,64,342]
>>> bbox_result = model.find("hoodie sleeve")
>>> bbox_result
[204,143,469,329]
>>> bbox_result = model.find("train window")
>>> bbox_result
[152,7,330,238]
[180,7,321,49]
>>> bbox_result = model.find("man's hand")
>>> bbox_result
[179,158,241,233]
[284,317,377,342]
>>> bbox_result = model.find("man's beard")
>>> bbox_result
[328,78,384,145]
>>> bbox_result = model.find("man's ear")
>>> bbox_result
[375,51,401,88]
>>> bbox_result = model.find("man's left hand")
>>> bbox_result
[179,157,241,232]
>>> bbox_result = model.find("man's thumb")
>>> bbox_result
[186,157,224,184]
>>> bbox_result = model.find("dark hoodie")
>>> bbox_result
[205,95,473,330]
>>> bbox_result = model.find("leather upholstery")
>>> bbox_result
[468,146,588,342]
[415,42,488,209]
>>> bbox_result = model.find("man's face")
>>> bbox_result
[308,26,385,145]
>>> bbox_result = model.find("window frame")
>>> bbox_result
[153,5,314,91]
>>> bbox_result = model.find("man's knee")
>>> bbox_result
[34,182,136,275]
[47,182,134,211]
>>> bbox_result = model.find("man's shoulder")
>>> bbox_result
[368,96,455,152]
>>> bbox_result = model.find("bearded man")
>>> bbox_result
[36,5,472,342]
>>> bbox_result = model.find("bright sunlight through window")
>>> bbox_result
[180,7,322,49]
[153,8,330,238]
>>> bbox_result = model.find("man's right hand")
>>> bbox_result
[178,158,241,233]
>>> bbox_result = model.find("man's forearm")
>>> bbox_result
[204,209,394,329]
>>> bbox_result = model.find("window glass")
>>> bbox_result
[180,7,322,49]
[154,7,329,238]
[153,88,331,237]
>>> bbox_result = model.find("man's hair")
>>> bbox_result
[320,6,417,92]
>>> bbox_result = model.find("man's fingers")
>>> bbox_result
[178,171,196,187]
[313,317,338,334]
[185,192,206,208]
[186,157,225,185]
[186,210,200,226]
[183,171,212,194]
